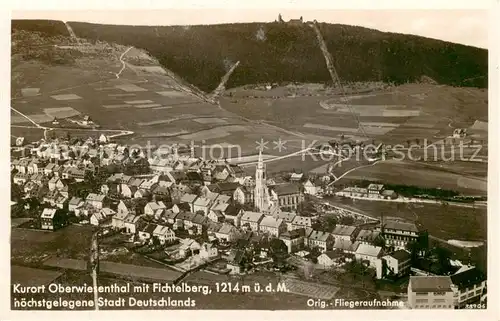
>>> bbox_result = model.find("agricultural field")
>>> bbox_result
[338,159,487,195]
[11,224,94,266]
[330,197,487,242]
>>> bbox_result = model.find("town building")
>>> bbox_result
[450,266,486,308]
[270,183,304,211]
[331,224,358,241]
[240,211,264,232]
[382,249,411,277]
[306,230,334,252]
[280,228,306,253]
[354,244,383,268]
[258,215,287,237]
[377,220,419,250]
[407,276,454,309]
[318,251,344,268]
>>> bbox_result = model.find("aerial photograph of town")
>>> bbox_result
[10,9,489,311]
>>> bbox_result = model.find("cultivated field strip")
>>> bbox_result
[283,278,339,300]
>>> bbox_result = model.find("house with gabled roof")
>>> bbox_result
[153,224,176,244]
[291,215,313,230]
[193,196,212,215]
[259,215,287,237]
[332,224,358,242]
[233,185,254,206]
[180,193,198,212]
[355,244,383,268]
[85,193,106,209]
[90,211,111,226]
[208,209,225,223]
[356,229,383,245]
[383,249,411,277]
[138,223,158,241]
[306,230,334,252]
[144,201,167,216]
[239,211,264,232]
[279,228,306,253]
[214,223,239,243]
[333,238,360,254]
[68,197,84,213]
[273,211,297,231]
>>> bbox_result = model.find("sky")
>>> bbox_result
[12,9,488,48]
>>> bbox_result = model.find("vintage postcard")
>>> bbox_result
[5,1,498,318]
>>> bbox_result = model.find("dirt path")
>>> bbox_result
[116,46,134,79]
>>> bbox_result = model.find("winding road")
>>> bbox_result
[116,46,134,79]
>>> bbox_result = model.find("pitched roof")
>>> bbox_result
[163,210,178,220]
[272,183,301,196]
[214,182,241,193]
[194,197,211,207]
[387,249,411,262]
[383,220,419,233]
[280,228,305,240]
[308,230,331,242]
[41,208,57,219]
[321,250,343,260]
[240,211,264,223]
[143,223,158,234]
[332,224,357,237]
[450,267,486,291]
[86,193,105,202]
[356,229,380,242]
[274,211,296,223]
[69,197,83,206]
[259,215,283,228]
[333,238,354,251]
[217,223,235,235]
[355,244,382,257]
[292,215,312,227]
[409,276,453,292]
[180,193,198,203]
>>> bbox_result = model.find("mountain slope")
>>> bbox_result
[59,20,488,92]
[12,20,488,92]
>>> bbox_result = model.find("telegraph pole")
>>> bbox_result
[90,230,100,310]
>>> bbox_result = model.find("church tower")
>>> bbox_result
[254,148,269,212]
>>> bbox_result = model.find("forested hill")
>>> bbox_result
[12,19,488,92]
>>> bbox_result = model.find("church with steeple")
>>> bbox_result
[253,148,278,214]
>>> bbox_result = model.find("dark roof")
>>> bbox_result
[272,183,301,196]
[191,214,207,225]
[450,267,486,291]
[280,228,305,239]
[170,171,188,182]
[214,182,240,193]
[227,249,245,264]
[388,249,411,262]
[224,204,241,217]
[186,171,203,181]
[144,223,157,234]
[175,202,191,211]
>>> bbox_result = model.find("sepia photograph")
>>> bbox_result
[7,4,494,313]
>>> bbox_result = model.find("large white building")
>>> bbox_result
[450,266,486,308]
[407,276,454,309]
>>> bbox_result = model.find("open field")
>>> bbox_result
[11,265,63,287]
[43,257,88,271]
[339,160,487,195]
[329,197,487,241]
[11,225,94,266]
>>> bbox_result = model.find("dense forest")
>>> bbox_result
[12,19,488,92]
